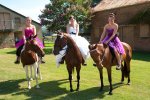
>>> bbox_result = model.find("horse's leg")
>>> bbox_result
[30,66,33,80]
[126,61,131,85]
[38,64,42,80]
[33,62,40,88]
[123,60,131,85]
[97,67,104,91]
[76,65,81,91]
[107,67,113,95]
[121,64,124,83]
[25,66,31,89]
[67,66,73,92]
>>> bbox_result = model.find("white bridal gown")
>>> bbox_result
[55,26,90,67]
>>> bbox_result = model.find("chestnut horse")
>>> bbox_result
[21,38,45,89]
[53,33,85,92]
[89,42,132,94]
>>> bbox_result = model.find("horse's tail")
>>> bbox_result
[123,61,130,78]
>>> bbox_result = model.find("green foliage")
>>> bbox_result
[39,0,92,34]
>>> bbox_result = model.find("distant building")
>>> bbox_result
[0,4,42,48]
[91,0,150,51]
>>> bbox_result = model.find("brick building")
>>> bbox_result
[91,0,150,51]
[0,4,42,48]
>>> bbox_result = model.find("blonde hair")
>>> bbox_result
[26,17,32,21]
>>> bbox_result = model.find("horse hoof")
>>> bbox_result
[109,92,113,95]
[120,81,124,84]
[30,78,33,81]
[28,86,31,89]
[70,89,74,92]
[93,64,97,67]
[36,85,40,88]
[82,63,87,66]
[116,68,121,70]
[76,88,79,91]
[127,82,131,85]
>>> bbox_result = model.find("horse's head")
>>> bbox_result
[88,44,98,50]
[25,37,45,57]
[89,43,105,67]
[53,32,67,55]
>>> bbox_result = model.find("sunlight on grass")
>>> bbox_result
[0,48,150,100]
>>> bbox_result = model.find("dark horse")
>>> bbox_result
[21,37,45,89]
[89,42,132,94]
[53,33,85,92]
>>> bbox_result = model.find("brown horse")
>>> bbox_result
[53,33,85,92]
[89,42,132,95]
[21,38,45,89]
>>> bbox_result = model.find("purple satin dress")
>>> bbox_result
[15,28,44,49]
[102,28,125,55]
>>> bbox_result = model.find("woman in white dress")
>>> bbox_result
[55,15,90,67]
[66,15,90,62]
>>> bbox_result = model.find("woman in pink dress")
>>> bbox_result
[14,17,45,64]
[99,13,125,70]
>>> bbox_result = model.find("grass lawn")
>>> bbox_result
[0,46,150,100]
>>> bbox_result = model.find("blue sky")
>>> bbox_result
[1,0,50,22]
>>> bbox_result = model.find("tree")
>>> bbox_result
[39,0,92,35]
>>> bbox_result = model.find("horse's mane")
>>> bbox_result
[64,34,83,61]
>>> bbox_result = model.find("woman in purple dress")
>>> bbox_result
[99,13,125,70]
[14,17,45,64]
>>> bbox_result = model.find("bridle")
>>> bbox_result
[89,44,106,67]
[55,34,68,56]
[100,47,106,67]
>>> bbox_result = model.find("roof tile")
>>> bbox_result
[93,0,150,12]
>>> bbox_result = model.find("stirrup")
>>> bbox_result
[59,60,64,64]
[82,63,87,66]
[116,65,121,70]
[14,60,20,64]
[93,63,97,67]
[41,60,45,63]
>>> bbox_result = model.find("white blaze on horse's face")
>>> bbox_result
[59,34,64,38]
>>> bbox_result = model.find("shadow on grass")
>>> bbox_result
[132,51,150,62]
[0,79,26,95]
[0,78,125,100]
[12,79,69,100]
[6,49,16,54]
[60,82,124,100]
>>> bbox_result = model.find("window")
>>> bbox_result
[0,12,12,30]
[14,17,21,27]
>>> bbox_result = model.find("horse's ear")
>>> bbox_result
[26,36,31,41]
[88,45,92,50]
[89,44,97,50]
[56,30,62,35]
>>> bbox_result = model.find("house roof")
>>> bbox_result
[93,0,150,12]
[0,4,41,25]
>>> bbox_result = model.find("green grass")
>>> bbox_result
[0,48,150,100]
